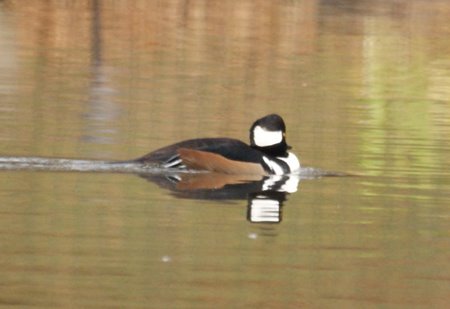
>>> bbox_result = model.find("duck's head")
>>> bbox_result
[249,114,291,157]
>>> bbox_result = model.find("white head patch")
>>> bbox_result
[253,125,283,147]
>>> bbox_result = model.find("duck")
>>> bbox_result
[134,114,300,175]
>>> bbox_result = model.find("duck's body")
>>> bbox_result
[135,114,300,175]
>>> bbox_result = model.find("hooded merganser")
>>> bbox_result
[135,114,300,175]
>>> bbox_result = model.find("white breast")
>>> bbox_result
[278,152,300,173]
[262,156,284,175]
[262,152,300,175]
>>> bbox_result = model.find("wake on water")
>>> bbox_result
[0,156,348,178]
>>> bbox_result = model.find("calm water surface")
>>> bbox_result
[1,1,449,308]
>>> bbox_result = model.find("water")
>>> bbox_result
[1,0,449,308]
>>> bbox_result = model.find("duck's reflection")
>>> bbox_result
[138,173,300,223]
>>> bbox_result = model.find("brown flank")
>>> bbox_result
[177,148,266,175]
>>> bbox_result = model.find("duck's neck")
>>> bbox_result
[251,141,289,158]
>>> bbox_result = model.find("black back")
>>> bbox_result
[135,138,267,165]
